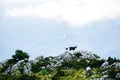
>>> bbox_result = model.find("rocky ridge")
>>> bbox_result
[0,50,120,80]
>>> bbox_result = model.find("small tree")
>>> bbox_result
[93,54,100,59]
[12,50,29,61]
[74,52,82,59]
[107,57,114,65]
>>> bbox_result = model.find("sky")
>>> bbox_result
[0,0,120,61]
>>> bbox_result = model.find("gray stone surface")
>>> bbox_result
[115,62,120,68]
[86,66,92,73]
[3,59,32,75]
[101,75,110,80]
[23,62,32,74]
[101,61,109,68]
[116,73,120,79]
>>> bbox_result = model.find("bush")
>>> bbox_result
[89,59,105,68]
[18,74,39,80]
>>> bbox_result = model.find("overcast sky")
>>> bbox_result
[0,0,120,61]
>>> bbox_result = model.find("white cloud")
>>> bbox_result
[3,0,120,27]
[1,0,45,4]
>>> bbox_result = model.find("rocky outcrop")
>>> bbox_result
[58,51,73,61]
[23,62,32,74]
[53,51,97,67]
[3,59,32,75]
[80,51,96,59]
[116,73,120,79]
[101,75,110,80]
[100,61,109,68]
[1,50,120,80]
[115,62,120,68]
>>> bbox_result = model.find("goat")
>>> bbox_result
[66,46,77,51]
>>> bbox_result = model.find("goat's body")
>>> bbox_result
[66,46,77,51]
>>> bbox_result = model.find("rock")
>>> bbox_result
[102,70,108,74]
[86,66,92,73]
[23,62,32,74]
[11,63,20,71]
[29,60,39,64]
[53,51,73,67]
[101,75,110,80]
[3,67,11,75]
[109,62,120,68]
[35,56,44,60]
[116,73,120,79]
[3,59,32,75]
[101,61,109,68]
[115,62,120,68]
[79,51,95,59]
[90,78,101,80]
[86,60,90,63]
[59,51,73,60]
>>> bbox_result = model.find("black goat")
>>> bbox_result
[66,46,77,51]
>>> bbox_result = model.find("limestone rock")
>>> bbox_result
[86,66,92,73]
[23,62,32,74]
[101,75,110,80]
[115,62,120,68]
[101,61,109,68]
[116,73,120,79]
[3,59,32,75]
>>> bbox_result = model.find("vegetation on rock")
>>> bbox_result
[0,49,120,80]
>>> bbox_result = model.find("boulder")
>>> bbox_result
[101,61,109,68]
[116,73,120,79]
[102,70,108,74]
[101,75,110,80]
[80,51,95,59]
[11,63,20,71]
[110,62,120,68]
[115,62,120,68]
[59,51,73,60]
[86,66,92,73]
[23,62,32,74]
[3,59,32,75]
